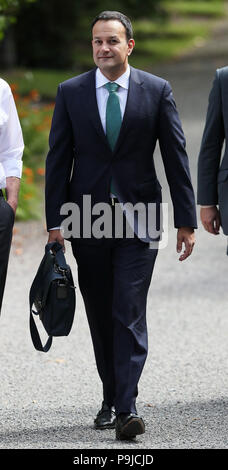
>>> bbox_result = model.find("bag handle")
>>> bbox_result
[46,242,68,271]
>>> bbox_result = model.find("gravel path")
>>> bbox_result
[1,17,228,450]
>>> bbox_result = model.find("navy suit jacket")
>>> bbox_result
[198,66,228,234]
[45,66,197,241]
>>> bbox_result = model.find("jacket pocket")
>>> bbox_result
[217,169,228,183]
[139,179,162,200]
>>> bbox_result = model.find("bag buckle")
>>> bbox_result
[57,280,68,299]
[54,264,68,279]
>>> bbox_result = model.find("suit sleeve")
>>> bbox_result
[158,81,197,229]
[197,70,225,205]
[45,84,74,230]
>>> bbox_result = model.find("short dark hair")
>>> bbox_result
[91,11,133,41]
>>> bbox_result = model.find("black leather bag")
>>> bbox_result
[29,242,76,352]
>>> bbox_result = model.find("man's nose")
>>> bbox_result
[100,42,110,53]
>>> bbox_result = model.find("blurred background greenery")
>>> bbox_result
[0,0,226,220]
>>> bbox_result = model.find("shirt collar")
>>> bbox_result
[96,65,130,90]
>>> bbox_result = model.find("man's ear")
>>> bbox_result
[128,39,135,56]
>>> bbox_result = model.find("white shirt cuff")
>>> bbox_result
[2,155,23,178]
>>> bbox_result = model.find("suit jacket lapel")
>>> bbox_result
[80,68,110,150]
[113,66,144,154]
[79,66,144,154]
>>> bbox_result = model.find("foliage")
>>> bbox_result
[0,68,73,99]
[130,17,212,68]
[0,0,36,13]
[13,0,162,69]
[0,1,226,221]
[164,1,225,18]
[0,0,226,69]
[0,0,36,39]
[10,83,54,220]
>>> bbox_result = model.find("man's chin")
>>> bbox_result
[98,59,113,67]
[97,62,119,74]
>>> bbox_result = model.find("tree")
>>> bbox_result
[12,0,162,69]
[0,0,36,39]
[0,0,37,66]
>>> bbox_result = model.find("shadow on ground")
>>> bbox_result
[0,398,227,449]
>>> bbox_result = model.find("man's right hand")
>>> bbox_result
[200,206,221,235]
[48,229,65,251]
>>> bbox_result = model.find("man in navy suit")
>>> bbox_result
[198,67,228,241]
[45,11,197,440]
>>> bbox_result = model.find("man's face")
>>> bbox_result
[92,20,134,78]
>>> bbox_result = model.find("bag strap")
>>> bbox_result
[29,270,53,352]
[29,312,52,352]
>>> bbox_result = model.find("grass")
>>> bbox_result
[163,1,225,18]
[0,68,74,100]
[131,18,211,67]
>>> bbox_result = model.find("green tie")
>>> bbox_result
[105,82,122,195]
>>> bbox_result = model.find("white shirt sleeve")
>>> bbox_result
[0,78,24,188]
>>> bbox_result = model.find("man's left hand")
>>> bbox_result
[5,176,20,215]
[7,198,17,215]
[177,227,195,261]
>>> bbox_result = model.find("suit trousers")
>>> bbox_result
[71,209,158,415]
[0,193,15,313]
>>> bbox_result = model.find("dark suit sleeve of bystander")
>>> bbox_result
[158,81,197,229]
[197,70,225,205]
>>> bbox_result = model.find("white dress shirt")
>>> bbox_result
[0,78,24,188]
[50,66,130,230]
[95,65,130,132]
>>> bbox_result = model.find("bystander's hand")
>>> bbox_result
[200,206,220,235]
[7,198,18,215]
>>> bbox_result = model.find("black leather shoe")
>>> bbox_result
[116,413,145,440]
[94,402,116,429]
